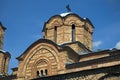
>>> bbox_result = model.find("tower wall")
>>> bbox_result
[42,14,94,50]
[0,51,10,76]
[0,23,10,76]
[0,22,6,50]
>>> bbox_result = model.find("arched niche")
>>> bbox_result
[64,14,84,27]
[46,16,63,29]
[18,41,60,79]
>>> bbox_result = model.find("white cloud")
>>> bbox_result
[115,41,120,49]
[93,41,102,48]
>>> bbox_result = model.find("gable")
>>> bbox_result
[16,39,62,78]
[17,39,60,60]
[16,39,80,79]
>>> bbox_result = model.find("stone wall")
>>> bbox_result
[43,14,93,50]
[17,40,79,80]
[0,23,6,49]
[0,51,10,76]
[33,65,120,80]
[0,53,4,73]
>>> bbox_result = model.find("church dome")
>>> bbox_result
[59,12,72,17]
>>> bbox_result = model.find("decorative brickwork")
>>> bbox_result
[14,12,120,80]
[16,39,79,79]
[0,23,10,77]
[0,22,6,49]
[42,13,94,50]
[1,11,120,80]
[33,65,120,80]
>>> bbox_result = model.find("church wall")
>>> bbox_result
[64,43,85,54]
[0,53,10,76]
[62,25,71,44]
[0,25,6,49]
[46,29,54,41]
[33,65,120,80]
[79,53,109,62]
[75,27,84,44]
[4,57,10,75]
[57,26,64,44]
[43,14,93,50]
[0,53,4,73]
[16,13,95,80]
[25,48,59,77]
[67,54,120,73]
[83,26,91,49]
[84,22,93,49]
[0,23,11,77]
[17,42,77,80]
[0,27,4,49]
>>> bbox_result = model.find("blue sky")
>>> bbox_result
[0,0,120,74]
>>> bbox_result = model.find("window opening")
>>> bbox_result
[54,26,57,42]
[72,24,75,42]
[41,70,44,76]
[45,69,48,75]
[37,71,39,77]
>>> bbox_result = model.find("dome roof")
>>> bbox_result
[59,12,72,17]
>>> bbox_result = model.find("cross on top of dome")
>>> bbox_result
[66,4,71,12]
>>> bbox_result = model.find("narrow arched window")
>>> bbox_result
[45,69,48,76]
[41,70,43,76]
[37,71,39,77]
[54,26,57,42]
[72,24,75,42]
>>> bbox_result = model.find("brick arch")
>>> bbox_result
[47,15,63,24]
[64,14,84,27]
[20,43,60,79]
[46,16,63,29]
[31,57,51,78]
[48,19,63,27]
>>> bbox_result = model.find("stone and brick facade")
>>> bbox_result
[42,13,93,50]
[0,22,6,49]
[0,11,120,80]
[15,12,120,80]
[0,22,11,78]
[14,12,95,80]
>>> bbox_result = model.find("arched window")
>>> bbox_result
[54,26,57,42]
[41,70,44,76]
[72,24,75,42]
[36,71,39,77]
[35,59,49,78]
[45,69,48,75]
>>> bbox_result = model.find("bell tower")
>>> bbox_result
[0,22,6,49]
[0,22,10,76]
[42,12,94,50]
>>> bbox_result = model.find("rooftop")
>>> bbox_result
[60,12,72,17]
